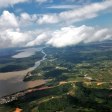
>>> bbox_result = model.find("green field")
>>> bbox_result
[0,41,112,112]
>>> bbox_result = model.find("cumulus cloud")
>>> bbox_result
[26,32,51,46]
[0,11,18,29]
[0,15,112,48]
[19,12,37,26]
[0,10,112,48]
[0,26,44,48]
[0,29,33,48]
[47,25,112,47]
[37,0,112,24]
[0,11,38,48]
[37,14,59,24]
[26,25,112,48]
[0,28,51,48]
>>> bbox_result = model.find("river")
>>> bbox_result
[0,47,47,98]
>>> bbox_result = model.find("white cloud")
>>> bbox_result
[0,26,46,48]
[0,9,112,48]
[0,21,112,48]
[47,5,80,9]
[47,25,112,47]
[20,13,31,21]
[26,32,51,46]
[0,11,18,29]
[37,14,59,24]
[65,0,91,4]
[0,0,52,8]
[0,0,27,8]
[0,29,33,48]
[84,28,112,43]
[19,12,33,25]
[26,25,112,48]
[16,12,38,30]
[0,11,38,48]
[35,0,52,3]
[37,0,112,24]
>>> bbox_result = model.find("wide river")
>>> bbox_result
[0,47,47,98]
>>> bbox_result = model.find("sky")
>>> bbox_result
[0,0,112,48]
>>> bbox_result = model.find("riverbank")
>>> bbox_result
[0,79,51,104]
[0,48,47,98]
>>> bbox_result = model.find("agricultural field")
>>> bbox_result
[25,41,112,83]
[0,41,112,112]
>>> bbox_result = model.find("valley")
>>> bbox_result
[0,41,112,112]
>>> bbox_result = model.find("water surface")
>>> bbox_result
[0,47,47,98]
[12,48,42,58]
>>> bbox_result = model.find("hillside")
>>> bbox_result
[0,41,112,112]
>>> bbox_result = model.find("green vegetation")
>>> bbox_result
[0,41,112,112]
[25,41,112,84]
[0,51,44,72]
[0,82,111,112]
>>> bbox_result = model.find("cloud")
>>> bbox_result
[0,9,111,48]
[0,18,112,48]
[0,0,27,8]
[37,0,112,24]
[0,11,39,48]
[0,28,49,48]
[47,25,112,47]
[37,14,59,24]
[35,0,52,3]
[0,11,55,48]
[0,0,52,8]
[19,12,37,25]
[0,11,18,29]
[26,32,51,46]
[47,5,80,9]
[26,25,112,48]
[65,0,91,4]
[0,29,34,48]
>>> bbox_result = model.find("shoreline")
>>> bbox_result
[0,48,47,98]
[0,47,47,80]
[0,79,51,104]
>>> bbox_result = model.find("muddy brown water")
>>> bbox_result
[0,48,47,98]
